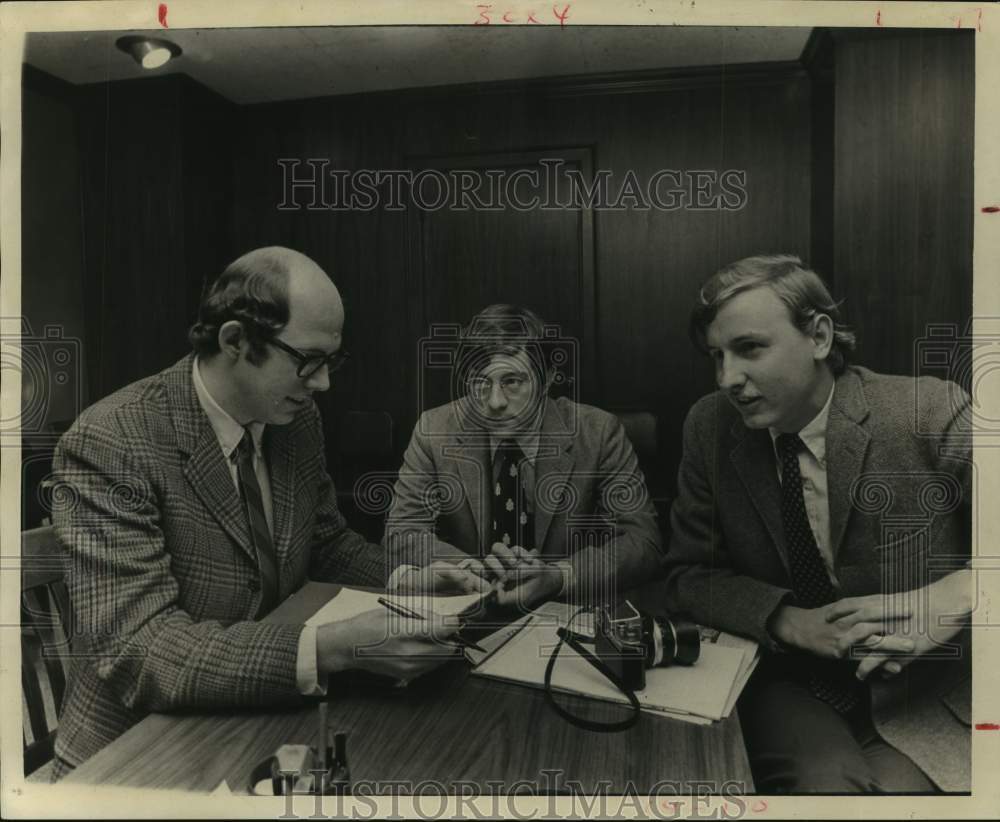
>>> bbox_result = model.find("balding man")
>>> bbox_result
[50,247,483,780]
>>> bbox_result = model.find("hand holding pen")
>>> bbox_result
[377,597,488,654]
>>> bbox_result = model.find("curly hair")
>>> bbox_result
[689,254,856,375]
[187,247,297,364]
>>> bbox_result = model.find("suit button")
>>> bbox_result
[247,579,261,592]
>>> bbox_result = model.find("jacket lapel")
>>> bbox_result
[533,400,576,552]
[165,357,256,563]
[449,400,492,552]
[825,370,871,561]
[728,422,789,573]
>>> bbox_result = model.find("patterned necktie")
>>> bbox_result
[491,439,534,550]
[777,433,860,714]
[233,430,279,617]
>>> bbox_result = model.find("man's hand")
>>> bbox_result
[481,542,564,610]
[493,562,564,610]
[482,542,540,586]
[825,570,973,681]
[394,560,491,595]
[769,599,915,661]
[316,607,462,680]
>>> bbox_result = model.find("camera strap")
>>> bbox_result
[543,619,642,733]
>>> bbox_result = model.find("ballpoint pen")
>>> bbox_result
[317,700,329,792]
[377,596,489,654]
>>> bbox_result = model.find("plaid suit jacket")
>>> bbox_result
[664,367,972,791]
[51,354,388,770]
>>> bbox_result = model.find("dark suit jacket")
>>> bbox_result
[664,366,972,791]
[384,396,664,601]
[51,354,387,770]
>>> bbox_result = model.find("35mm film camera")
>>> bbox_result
[593,600,701,692]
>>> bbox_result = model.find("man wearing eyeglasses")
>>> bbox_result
[385,304,663,610]
[49,247,483,780]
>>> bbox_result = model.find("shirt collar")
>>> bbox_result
[769,382,835,466]
[192,357,265,460]
[488,399,546,463]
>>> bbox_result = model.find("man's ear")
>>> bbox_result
[217,320,246,361]
[811,313,834,362]
[543,367,557,395]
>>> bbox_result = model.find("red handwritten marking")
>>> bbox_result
[527,11,540,23]
[957,17,962,28]
[876,10,881,26]
[978,8,984,32]
[475,4,492,24]
[553,3,571,27]
[975,722,1000,730]
[983,206,1000,213]
[158,3,168,27]
[503,10,514,21]
[752,799,768,813]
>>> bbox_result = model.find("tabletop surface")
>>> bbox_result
[64,583,755,793]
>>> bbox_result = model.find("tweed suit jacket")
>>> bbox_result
[51,354,388,770]
[384,396,664,602]
[663,366,972,791]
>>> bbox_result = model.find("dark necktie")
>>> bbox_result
[491,439,534,551]
[777,433,860,714]
[234,430,279,617]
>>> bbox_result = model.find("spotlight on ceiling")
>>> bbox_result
[116,36,182,70]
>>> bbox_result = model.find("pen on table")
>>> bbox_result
[318,699,329,778]
[376,597,488,654]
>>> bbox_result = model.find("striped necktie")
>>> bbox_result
[777,433,861,714]
[233,429,279,617]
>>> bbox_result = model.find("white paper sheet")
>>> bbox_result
[304,588,485,626]
[471,602,749,721]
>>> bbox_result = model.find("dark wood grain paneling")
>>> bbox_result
[231,65,813,500]
[833,29,974,382]
[75,75,235,399]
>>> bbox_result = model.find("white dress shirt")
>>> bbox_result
[768,384,839,588]
[191,358,324,695]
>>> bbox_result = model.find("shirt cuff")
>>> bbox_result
[295,625,328,696]
[387,564,419,591]
[553,560,575,598]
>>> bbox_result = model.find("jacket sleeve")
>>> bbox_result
[662,404,791,649]
[567,413,665,603]
[382,415,468,568]
[52,419,305,714]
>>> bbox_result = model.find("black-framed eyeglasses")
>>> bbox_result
[267,338,351,379]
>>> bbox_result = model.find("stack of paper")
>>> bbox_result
[469,602,759,725]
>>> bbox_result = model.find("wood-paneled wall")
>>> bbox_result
[27,28,973,511]
[832,29,974,382]
[231,65,813,493]
[75,74,235,399]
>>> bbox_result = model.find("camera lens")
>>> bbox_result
[648,615,701,667]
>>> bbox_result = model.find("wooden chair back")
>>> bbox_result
[21,526,72,777]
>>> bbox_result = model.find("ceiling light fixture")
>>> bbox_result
[116,36,182,70]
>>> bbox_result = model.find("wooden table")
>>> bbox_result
[64,583,754,793]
